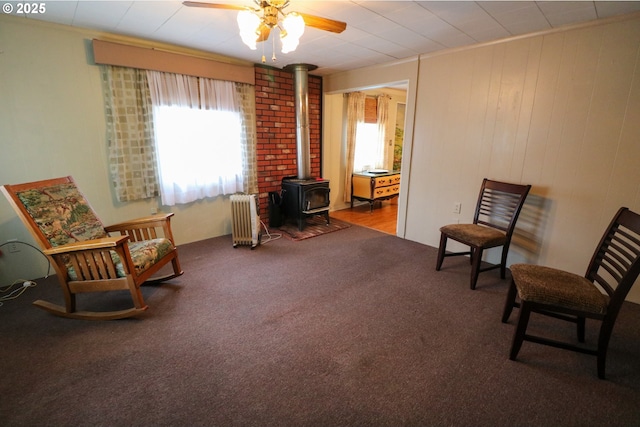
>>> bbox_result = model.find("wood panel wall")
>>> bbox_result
[404,15,640,300]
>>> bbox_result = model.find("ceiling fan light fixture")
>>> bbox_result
[184,1,346,57]
[237,9,261,50]
[280,12,305,53]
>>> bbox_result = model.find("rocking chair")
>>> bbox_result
[1,176,183,320]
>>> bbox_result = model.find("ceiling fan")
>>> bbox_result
[183,1,347,55]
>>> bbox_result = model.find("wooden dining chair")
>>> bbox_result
[2,176,183,320]
[502,207,640,379]
[436,178,531,290]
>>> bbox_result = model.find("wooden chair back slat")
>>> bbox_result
[588,210,640,303]
[476,185,530,233]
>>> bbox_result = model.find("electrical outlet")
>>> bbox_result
[453,202,461,214]
[8,241,20,253]
[150,207,158,215]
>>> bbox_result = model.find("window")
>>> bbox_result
[353,122,382,172]
[101,66,258,204]
[146,71,251,206]
[153,106,244,206]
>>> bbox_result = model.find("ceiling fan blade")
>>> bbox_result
[297,12,347,34]
[183,2,348,36]
[182,1,247,11]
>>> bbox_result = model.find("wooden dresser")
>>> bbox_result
[351,171,401,211]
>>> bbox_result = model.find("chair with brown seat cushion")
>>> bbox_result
[2,176,183,320]
[435,178,531,290]
[502,207,640,379]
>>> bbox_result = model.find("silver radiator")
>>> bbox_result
[230,194,260,249]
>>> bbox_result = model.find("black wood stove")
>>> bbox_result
[281,177,330,231]
[280,64,330,231]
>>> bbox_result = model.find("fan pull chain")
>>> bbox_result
[272,35,277,62]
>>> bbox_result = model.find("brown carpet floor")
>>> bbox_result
[1,224,639,426]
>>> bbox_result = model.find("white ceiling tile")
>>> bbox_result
[384,2,439,24]
[187,23,239,49]
[341,31,422,59]
[595,1,640,18]
[421,1,488,23]
[376,26,438,51]
[479,1,551,35]
[404,15,476,48]
[13,0,640,76]
[152,6,219,41]
[419,1,509,42]
[296,1,374,26]
[72,1,134,29]
[469,26,513,43]
[22,1,78,26]
[115,1,184,35]
[537,1,597,27]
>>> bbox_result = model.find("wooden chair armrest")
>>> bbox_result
[105,213,176,244]
[43,236,130,256]
[105,213,174,232]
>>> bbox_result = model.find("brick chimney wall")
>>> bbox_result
[254,64,322,213]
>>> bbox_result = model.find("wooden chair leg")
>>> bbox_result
[499,247,509,279]
[510,302,531,360]
[597,356,607,380]
[470,247,483,290]
[58,281,76,314]
[502,279,518,323]
[435,233,447,271]
[126,276,148,311]
[171,256,183,277]
[596,317,617,380]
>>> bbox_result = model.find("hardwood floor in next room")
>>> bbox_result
[330,199,398,235]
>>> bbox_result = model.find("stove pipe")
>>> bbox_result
[284,63,317,180]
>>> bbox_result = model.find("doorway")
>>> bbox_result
[329,84,407,235]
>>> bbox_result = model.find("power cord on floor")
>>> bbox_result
[0,240,51,278]
[0,280,37,307]
[260,220,282,244]
[0,240,51,307]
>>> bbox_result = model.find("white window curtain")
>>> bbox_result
[376,94,391,170]
[146,71,245,206]
[343,92,366,202]
[235,83,259,196]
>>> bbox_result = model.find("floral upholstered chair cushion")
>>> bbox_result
[118,239,174,278]
[17,183,173,279]
[17,183,107,246]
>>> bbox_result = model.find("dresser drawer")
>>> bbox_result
[373,175,401,188]
[373,176,391,187]
[372,184,400,199]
